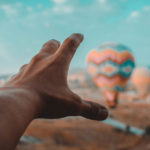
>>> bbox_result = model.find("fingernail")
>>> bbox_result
[70,33,84,42]
[98,108,108,120]
[50,39,60,47]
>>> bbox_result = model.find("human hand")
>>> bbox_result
[6,33,108,121]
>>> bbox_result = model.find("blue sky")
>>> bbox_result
[0,0,150,74]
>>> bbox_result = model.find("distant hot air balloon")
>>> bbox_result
[87,43,135,108]
[0,80,5,87]
[131,67,150,99]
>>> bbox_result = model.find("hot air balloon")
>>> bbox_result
[0,80,5,87]
[131,67,150,99]
[87,43,135,108]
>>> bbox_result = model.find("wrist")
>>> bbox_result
[0,86,43,119]
[0,86,43,149]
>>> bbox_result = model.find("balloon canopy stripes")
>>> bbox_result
[88,59,135,78]
[87,42,135,107]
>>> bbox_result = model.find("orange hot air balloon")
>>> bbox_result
[132,67,150,99]
[0,80,5,87]
[87,43,135,108]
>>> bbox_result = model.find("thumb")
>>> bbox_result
[79,100,108,121]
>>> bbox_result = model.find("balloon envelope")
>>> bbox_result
[132,67,150,98]
[87,43,135,107]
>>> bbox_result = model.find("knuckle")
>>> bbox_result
[32,54,43,62]
[20,64,27,72]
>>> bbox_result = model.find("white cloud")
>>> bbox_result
[130,11,139,17]
[51,0,73,14]
[52,0,67,4]
[1,4,18,16]
[126,11,140,23]
[97,0,121,14]
[144,6,150,11]
[126,6,150,23]
[53,5,74,14]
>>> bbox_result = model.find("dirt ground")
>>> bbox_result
[16,72,150,150]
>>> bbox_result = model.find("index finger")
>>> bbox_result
[56,33,84,66]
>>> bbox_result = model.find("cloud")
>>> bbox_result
[97,0,122,14]
[126,6,150,23]
[52,0,67,4]
[53,5,74,14]
[0,4,18,16]
[51,0,73,14]
[130,11,139,17]
[144,6,150,11]
[0,0,150,73]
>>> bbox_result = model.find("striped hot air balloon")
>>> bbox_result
[87,43,135,108]
[131,67,150,99]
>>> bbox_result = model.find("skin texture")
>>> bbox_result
[0,33,108,150]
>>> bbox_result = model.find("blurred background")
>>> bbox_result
[1,0,150,150]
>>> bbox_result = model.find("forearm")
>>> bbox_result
[0,87,41,150]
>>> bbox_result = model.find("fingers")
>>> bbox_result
[79,100,108,121]
[56,33,83,65]
[40,39,60,55]
[30,39,60,64]
[20,64,28,72]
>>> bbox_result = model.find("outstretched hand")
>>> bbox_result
[6,33,108,121]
